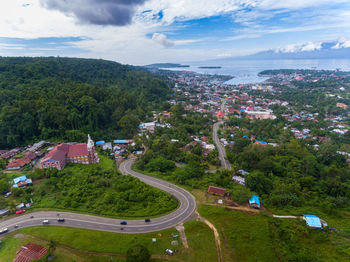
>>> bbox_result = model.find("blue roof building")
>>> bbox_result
[114,140,128,144]
[96,141,105,145]
[255,140,267,144]
[303,214,322,229]
[249,195,261,209]
[13,175,27,185]
[13,175,32,188]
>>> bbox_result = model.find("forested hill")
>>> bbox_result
[0,57,171,148]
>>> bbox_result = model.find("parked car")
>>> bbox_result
[120,221,127,225]
[165,249,174,256]
[42,219,50,224]
[145,218,151,222]
[16,210,26,215]
[57,218,65,222]
[5,192,11,198]
[0,227,8,234]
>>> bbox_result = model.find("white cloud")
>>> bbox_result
[151,33,174,48]
[276,41,322,53]
[332,40,350,49]
[0,0,350,64]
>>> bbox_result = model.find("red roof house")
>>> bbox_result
[13,243,48,262]
[208,186,226,196]
[216,111,225,120]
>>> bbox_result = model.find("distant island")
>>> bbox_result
[198,66,222,69]
[145,63,190,69]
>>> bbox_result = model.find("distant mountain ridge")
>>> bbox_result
[239,41,350,60]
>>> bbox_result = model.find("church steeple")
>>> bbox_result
[87,134,94,150]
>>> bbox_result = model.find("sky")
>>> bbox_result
[0,0,349,65]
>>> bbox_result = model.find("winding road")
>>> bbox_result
[213,121,231,170]
[0,159,196,235]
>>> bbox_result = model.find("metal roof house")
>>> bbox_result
[13,176,32,188]
[113,140,128,144]
[249,195,261,209]
[207,186,226,196]
[303,214,327,229]
[232,176,245,185]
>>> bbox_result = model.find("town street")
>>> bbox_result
[213,121,231,170]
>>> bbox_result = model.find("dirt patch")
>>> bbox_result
[176,223,189,249]
[14,234,25,238]
[196,211,223,262]
[152,254,185,261]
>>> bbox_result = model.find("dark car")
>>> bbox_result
[57,218,65,222]
[120,221,127,225]
[145,218,151,222]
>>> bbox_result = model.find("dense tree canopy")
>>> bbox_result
[0,57,171,148]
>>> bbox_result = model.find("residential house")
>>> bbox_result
[232,176,245,185]
[249,195,261,209]
[303,214,327,229]
[13,175,32,188]
[207,186,226,196]
[253,140,268,146]
[6,152,37,170]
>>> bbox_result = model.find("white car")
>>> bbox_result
[42,219,50,224]
[0,227,8,234]
[165,249,174,256]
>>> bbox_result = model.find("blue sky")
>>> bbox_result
[0,0,350,64]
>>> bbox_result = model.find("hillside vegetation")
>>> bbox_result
[0,57,171,148]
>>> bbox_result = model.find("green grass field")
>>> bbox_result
[199,205,350,262]
[0,226,181,262]
[0,220,217,262]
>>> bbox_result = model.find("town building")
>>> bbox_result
[336,102,348,110]
[40,135,99,170]
[6,152,37,170]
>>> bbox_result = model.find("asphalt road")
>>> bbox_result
[0,159,196,236]
[213,121,231,170]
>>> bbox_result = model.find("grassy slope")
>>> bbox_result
[199,205,350,262]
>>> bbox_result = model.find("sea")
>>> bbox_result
[162,59,350,85]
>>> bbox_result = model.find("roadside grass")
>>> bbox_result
[0,226,183,261]
[199,205,350,262]
[18,226,181,255]
[0,221,217,262]
[180,220,217,262]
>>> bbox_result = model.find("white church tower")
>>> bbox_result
[87,134,100,164]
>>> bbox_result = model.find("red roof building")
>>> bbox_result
[216,111,225,120]
[6,152,37,170]
[208,186,226,196]
[40,135,99,170]
[13,243,48,262]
